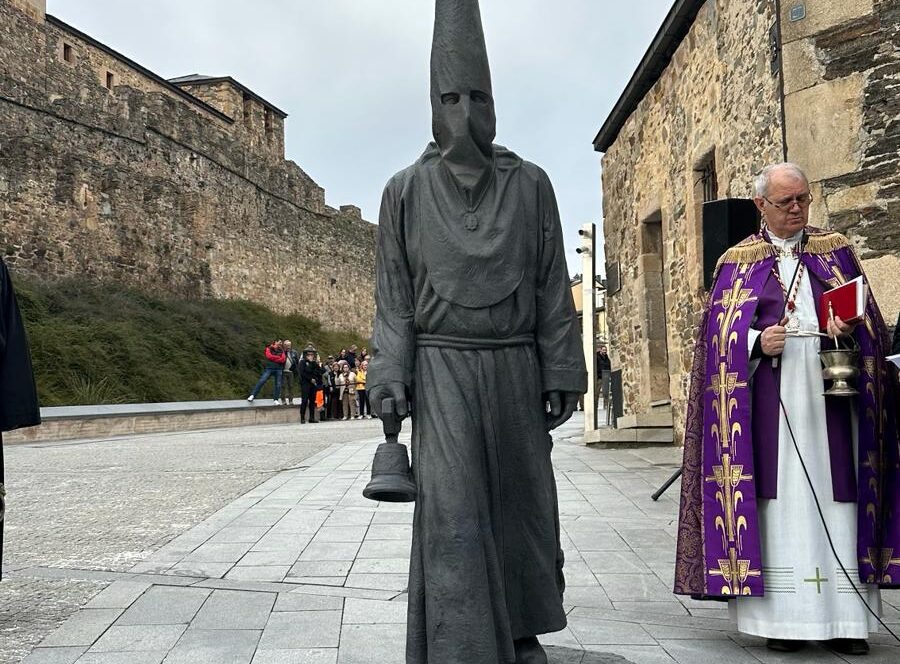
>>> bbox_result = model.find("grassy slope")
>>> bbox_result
[14,276,369,406]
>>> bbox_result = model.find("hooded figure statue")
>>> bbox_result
[366,1,587,662]
[0,259,41,580]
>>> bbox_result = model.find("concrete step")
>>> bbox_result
[616,410,673,429]
[583,426,674,447]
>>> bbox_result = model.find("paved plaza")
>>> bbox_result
[3,415,899,663]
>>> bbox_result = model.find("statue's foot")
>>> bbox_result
[514,636,548,664]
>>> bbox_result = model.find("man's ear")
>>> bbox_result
[753,197,766,216]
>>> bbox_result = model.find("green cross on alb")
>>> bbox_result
[804,567,829,594]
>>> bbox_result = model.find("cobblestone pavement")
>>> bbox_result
[1,418,377,663]
[7,415,900,663]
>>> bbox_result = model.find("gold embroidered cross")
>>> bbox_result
[804,567,828,593]
[709,546,760,596]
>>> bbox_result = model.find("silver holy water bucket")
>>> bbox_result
[362,398,416,503]
[820,348,860,397]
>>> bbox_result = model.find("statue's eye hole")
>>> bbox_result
[441,93,460,105]
[471,90,490,104]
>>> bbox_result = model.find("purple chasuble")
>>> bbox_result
[750,258,855,501]
[674,228,900,599]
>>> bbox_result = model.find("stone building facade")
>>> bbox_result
[594,0,900,444]
[0,0,376,335]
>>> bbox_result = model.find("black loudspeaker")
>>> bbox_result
[702,198,761,290]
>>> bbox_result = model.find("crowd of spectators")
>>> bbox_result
[246,340,372,423]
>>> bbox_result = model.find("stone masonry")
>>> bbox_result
[599,0,783,444]
[0,0,376,335]
[782,0,900,322]
[598,0,900,444]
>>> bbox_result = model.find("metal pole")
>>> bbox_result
[651,467,682,501]
[579,223,597,433]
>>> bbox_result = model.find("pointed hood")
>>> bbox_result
[431,0,493,103]
[430,0,496,200]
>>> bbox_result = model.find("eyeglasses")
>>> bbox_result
[763,194,813,210]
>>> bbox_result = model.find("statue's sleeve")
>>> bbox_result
[368,178,416,391]
[534,172,588,394]
[0,261,41,432]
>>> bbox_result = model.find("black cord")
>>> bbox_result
[778,394,900,643]
[763,231,897,640]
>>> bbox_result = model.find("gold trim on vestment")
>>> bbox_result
[806,231,849,255]
[716,230,850,270]
[716,239,773,270]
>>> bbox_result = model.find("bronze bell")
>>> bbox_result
[362,397,416,503]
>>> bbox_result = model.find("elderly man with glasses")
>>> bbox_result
[675,163,900,656]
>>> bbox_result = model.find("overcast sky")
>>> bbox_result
[49,0,674,274]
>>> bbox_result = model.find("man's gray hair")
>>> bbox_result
[754,163,808,197]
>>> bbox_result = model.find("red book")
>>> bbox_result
[819,276,867,329]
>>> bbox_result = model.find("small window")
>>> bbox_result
[693,151,719,290]
[697,156,718,203]
[105,71,115,89]
[62,42,74,63]
[242,94,252,128]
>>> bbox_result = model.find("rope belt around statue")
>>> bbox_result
[415,333,535,350]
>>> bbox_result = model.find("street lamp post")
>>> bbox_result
[577,223,596,432]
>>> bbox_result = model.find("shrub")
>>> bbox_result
[13,275,368,406]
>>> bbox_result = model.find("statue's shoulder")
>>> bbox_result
[382,154,430,200]
[717,233,772,268]
[497,150,559,202]
[805,226,850,255]
[494,146,544,183]
[386,163,419,188]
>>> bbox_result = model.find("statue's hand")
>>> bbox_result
[544,390,579,431]
[368,382,410,420]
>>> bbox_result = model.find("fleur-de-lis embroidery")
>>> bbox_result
[863,357,876,378]
[861,450,879,473]
[861,547,900,584]
[713,279,756,364]
[708,363,747,456]
[706,454,752,552]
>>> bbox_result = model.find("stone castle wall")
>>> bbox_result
[0,0,376,335]
[601,0,783,443]
[173,79,287,161]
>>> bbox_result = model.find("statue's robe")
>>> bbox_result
[0,260,41,580]
[369,143,586,664]
[893,314,900,355]
[674,227,900,638]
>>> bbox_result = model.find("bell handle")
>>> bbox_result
[381,397,402,442]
